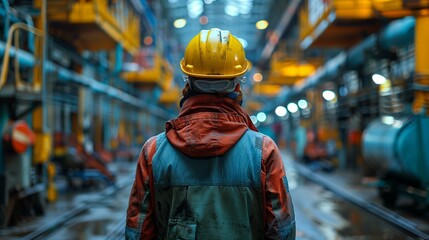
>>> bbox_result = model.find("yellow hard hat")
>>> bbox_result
[180,28,249,79]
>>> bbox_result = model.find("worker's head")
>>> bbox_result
[180,28,249,100]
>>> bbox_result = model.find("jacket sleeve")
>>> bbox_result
[262,136,296,239]
[125,137,157,239]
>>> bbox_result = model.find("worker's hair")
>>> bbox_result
[181,82,243,104]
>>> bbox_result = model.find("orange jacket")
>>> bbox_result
[126,95,295,239]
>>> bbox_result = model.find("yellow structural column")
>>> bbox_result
[414,11,429,115]
[33,0,56,202]
[33,0,51,165]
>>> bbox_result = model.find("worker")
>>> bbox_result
[125,28,295,239]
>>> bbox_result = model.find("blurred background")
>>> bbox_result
[0,0,429,239]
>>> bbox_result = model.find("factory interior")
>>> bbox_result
[1,0,429,239]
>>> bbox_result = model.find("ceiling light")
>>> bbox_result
[322,90,336,101]
[298,99,308,109]
[204,0,215,4]
[287,103,298,113]
[256,20,269,30]
[253,73,263,82]
[238,38,248,48]
[275,106,287,117]
[372,74,387,85]
[257,112,267,122]
[174,19,187,28]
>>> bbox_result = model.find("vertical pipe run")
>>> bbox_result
[413,13,429,114]
[2,0,10,40]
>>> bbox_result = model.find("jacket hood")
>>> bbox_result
[165,94,258,158]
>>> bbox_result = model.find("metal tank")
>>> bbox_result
[362,115,429,205]
[363,116,429,180]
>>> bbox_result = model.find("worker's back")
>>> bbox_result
[152,130,264,239]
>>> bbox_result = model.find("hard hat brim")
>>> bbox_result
[180,59,250,79]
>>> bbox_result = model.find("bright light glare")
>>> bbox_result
[287,103,298,113]
[298,99,308,109]
[275,106,287,117]
[250,115,257,124]
[382,116,395,125]
[372,74,387,85]
[256,20,269,30]
[173,19,187,28]
[225,4,239,16]
[322,90,336,101]
[123,62,139,72]
[253,73,263,82]
[238,38,248,48]
[257,112,267,122]
[239,0,253,14]
[188,0,203,18]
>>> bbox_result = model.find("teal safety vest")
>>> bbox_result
[152,130,265,240]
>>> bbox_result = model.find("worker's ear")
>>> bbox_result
[234,84,241,91]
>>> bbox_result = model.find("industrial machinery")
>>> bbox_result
[262,0,429,208]
[363,115,429,206]
[0,0,174,226]
[362,2,429,207]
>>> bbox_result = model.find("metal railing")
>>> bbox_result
[0,22,43,91]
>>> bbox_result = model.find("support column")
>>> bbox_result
[33,0,55,202]
[413,13,429,114]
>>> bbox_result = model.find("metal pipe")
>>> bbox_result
[266,16,416,111]
[0,41,174,119]
[1,0,10,40]
[45,62,174,119]
[347,16,415,70]
[114,44,123,74]
[0,23,43,90]
[0,41,36,67]
[24,13,35,53]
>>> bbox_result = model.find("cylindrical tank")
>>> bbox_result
[362,116,426,184]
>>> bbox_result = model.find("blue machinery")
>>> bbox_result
[363,116,429,205]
